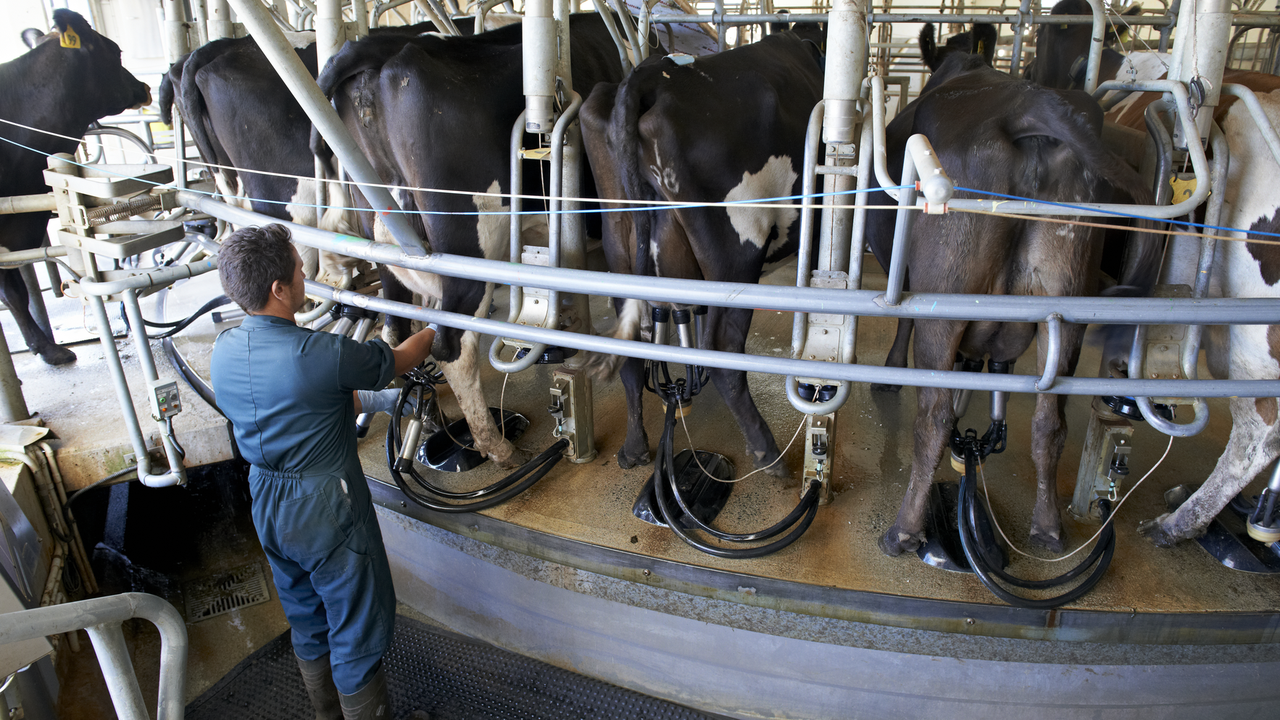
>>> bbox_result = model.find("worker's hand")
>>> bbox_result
[356,388,416,416]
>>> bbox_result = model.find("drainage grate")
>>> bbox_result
[183,563,271,621]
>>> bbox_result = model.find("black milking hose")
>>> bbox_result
[956,445,1116,609]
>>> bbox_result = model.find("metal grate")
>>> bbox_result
[183,563,271,621]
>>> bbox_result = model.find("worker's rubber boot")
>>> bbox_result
[339,664,390,720]
[295,652,342,720]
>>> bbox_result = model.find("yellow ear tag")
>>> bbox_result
[1118,29,1131,44]
[60,28,80,49]
[1170,175,1197,202]
[977,40,985,55]
[1060,23,1069,30]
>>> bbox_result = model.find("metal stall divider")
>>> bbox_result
[486,0,600,464]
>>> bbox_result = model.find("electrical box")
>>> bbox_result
[149,380,182,420]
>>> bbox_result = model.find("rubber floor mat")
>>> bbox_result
[186,614,724,720]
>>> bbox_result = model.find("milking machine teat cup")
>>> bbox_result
[382,361,565,514]
[937,359,1117,608]
[633,305,822,560]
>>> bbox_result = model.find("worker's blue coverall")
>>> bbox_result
[210,314,397,695]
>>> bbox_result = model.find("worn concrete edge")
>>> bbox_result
[368,478,1280,649]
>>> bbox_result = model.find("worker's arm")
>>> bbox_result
[352,323,439,414]
[392,322,439,376]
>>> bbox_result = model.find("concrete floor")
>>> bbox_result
[7,248,1280,717]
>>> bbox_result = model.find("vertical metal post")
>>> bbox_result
[524,0,556,133]
[316,0,345,70]
[192,0,210,47]
[883,150,919,306]
[84,623,150,720]
[227,0,428,256]
[210,0,235,39]
[121,291,188,485]
[1170,0,1232,148]
[0,323,30,423]
[822,0,867,146]
[1009,0,1032,76]
[161,0,190,190]
[19,264,52,342]
[1082,0,1106,94]
[352,0,370,38]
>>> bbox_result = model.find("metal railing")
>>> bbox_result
[175,190,1280,401]
[0,593,187,720]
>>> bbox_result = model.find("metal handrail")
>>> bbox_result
[0,593,187,720]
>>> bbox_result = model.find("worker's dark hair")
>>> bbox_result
[217,224,296,313]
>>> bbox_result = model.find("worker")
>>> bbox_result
[210,224,438,720]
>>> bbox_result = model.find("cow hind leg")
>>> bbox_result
[880,320,964,556]
[438,330,530,469]
[617,355,651,469]
[1026,322,1086,552]
[708,365,788,478]
[0,268,73,366]
[377,266,413,345]
[1139,397,1280,547]
[871,318,914,393]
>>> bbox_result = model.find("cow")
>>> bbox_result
[870,53,1161,556]
[1023,3,1280,548]
[578,30,825,475]
[875,23,999,391]
[919,22,997,72]
[157,22,437,279]
[0,10,151,365]
[313,14,628,469]
[1023,0,1144,91]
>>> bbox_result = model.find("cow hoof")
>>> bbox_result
[617,449,651,470]
[878,527,923,557]
[1029,527,1065,553]
[38,344,76,366]
[489,444,531,470]
[755,455,791,478]
[870,382,901,393]
[1137,515,1180,548]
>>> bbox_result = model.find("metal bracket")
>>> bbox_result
[796,270,851,378]
[498,246,554,358]
[1141,284,1193,396]
[802,413,834,505]
[549,367,596,463]
[1069,398,1135,522]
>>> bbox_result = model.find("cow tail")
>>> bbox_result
[612,71,656,278]
[158,67,177,126]
[918,23,939,71]
[178,41,236,191]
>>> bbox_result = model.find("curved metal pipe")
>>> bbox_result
[791,100,825,356]
[1036,314,1063,391]
[490,93,584,374]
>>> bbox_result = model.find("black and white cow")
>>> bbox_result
[871,54,1161,556]
[314,15,627,468]
[0,10,151,365]
[579,31,824,474]
[157,22,436,278]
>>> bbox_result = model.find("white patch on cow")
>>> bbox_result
[1105,52,1171,119]
[470,181,548,260]
[723,155,798,251]
[282,30,316,49]
[648,141,680,193]
[287,178,318,227]
[614,298,644,341]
